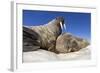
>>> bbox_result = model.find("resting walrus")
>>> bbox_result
[23,17,89,54]
[56,33,89,53]
[23,17,64,52]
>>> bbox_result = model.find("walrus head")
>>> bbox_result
[54,17,64,29]
[46,17,65,36]
[56,17,64,24]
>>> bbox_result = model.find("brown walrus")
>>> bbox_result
[55,33,89,53]
[23,17,64,52]
[23,17,89,54]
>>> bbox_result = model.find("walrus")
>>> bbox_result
[23,17,89,54]
[56,33,89,53]
[23,17,64,52]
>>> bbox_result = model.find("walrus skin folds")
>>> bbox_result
[23,17,64,52]
[56,33,89,53]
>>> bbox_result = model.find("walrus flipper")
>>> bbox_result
[23,26,40,52]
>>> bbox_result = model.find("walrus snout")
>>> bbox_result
[55,17,65,31]
[56,17,64,24]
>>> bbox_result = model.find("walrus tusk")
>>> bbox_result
[60,22,66,32]
[60,22,63,31]
[64,23,66,31]
[68,48,71,52]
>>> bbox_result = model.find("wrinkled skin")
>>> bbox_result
[56,33,89,53]
[23,17,64,52]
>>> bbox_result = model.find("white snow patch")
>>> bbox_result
[23,46,91,62]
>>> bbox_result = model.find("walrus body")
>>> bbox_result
[23,16,89,54]
[23,17,64,52]
[56,33,89,53]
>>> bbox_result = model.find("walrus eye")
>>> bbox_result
[60,22,63,30]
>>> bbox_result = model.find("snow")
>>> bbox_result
[23,46,91,62]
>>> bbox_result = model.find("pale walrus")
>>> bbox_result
[23,17,64,52]
[56,33,89,53]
